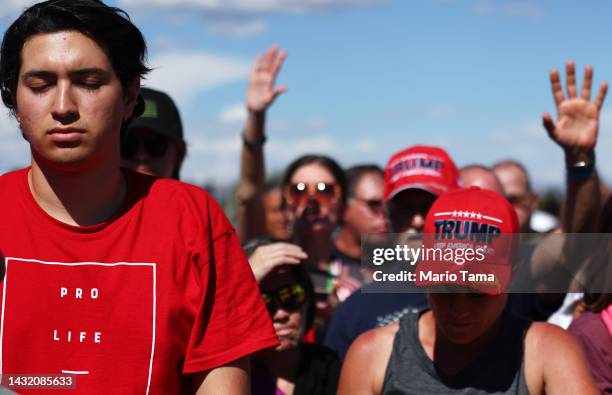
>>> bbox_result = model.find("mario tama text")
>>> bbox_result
[364,219,504,286]
[369,244,497,285]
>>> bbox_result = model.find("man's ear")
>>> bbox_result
[123,78,141,121]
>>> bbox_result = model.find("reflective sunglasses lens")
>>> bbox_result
[278,284,306,310]
[288,183,309,205]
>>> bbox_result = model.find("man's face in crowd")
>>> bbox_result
[264,187,290,240]
[428,290,507,345]
[344,172,387,236]
[387,189,437,234]
[121,128,178,178]
[493,165,536,231]
[16,30,137,168]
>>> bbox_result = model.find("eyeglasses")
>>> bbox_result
[506,194,533,209]
[121,132,169,159]
[284,182,340,206]
[261,284,306,314]
[353,197,384,214]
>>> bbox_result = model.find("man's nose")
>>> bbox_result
[410,212,425,231]
[51,81,78,124]
[272,306,290,322]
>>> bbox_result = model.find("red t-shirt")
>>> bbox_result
[0,167,278,394]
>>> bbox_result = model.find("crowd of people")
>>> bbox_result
[0,0,610,394]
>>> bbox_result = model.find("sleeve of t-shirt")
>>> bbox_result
[182,191,279,373]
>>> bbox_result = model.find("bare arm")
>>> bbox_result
[542,61,607,233]
[524,323,599,395]
[192,356,250,395]
[338,324,397,395]
[531,62,608,292]
[236,46,287,242]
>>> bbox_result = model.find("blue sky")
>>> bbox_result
[2,0,612,190]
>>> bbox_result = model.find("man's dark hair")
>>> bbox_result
[282,154,347,207]
[0,0,150,116]
[345,164,383,199]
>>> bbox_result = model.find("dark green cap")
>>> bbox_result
[128,87,183,141]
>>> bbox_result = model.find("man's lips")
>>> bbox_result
[48,128,85,143]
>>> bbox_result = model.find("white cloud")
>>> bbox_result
[119,0,387,37]
[207,18,267,38]
[219,103,247,123]
[144,50,251,109]
[120,0,386,14]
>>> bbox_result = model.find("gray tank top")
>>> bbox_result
[382,309,531,395]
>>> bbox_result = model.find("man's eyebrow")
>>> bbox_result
[22,70,55,80]
[21,68,111,80]
[68,68,111,79]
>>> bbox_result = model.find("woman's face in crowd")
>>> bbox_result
[260,270,308,352]
[286,163,342,235]
[428,290,507,345]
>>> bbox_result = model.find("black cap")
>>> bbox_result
[128,87,183,141]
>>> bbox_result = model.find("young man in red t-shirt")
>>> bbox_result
[0,0,278,393]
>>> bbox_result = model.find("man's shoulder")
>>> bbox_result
[524,321,582,372]
[349,321,399,357]
[126,169,218,212]
[125,170,231,235]
[0,167,28,188]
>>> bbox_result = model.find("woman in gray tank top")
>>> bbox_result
[338,188,599,394]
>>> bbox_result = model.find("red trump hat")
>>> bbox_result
[384,145,460,202]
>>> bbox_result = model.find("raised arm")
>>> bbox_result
[236,46,287,242]
[530,62,608,294]
[542,61,608,233]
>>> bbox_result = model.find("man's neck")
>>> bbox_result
[29,158,126,227]
[334,226,361,260]
[420,310,502,376]
[260,346,301,380]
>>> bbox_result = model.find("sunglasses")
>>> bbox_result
[261,284,306,314]
[506,194,533,209]
[353,197,384,214]
[284,182,340,206]
[121,132,169,159]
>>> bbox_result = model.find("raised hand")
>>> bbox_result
[543,61,608,156]
[248,242,307,282]
[246,46,287,113]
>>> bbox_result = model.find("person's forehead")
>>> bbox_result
[20,30,114,75]
[494,166,528,193]
[355,172,384,198]
[460,168,504,194]
[290,163,335,183]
